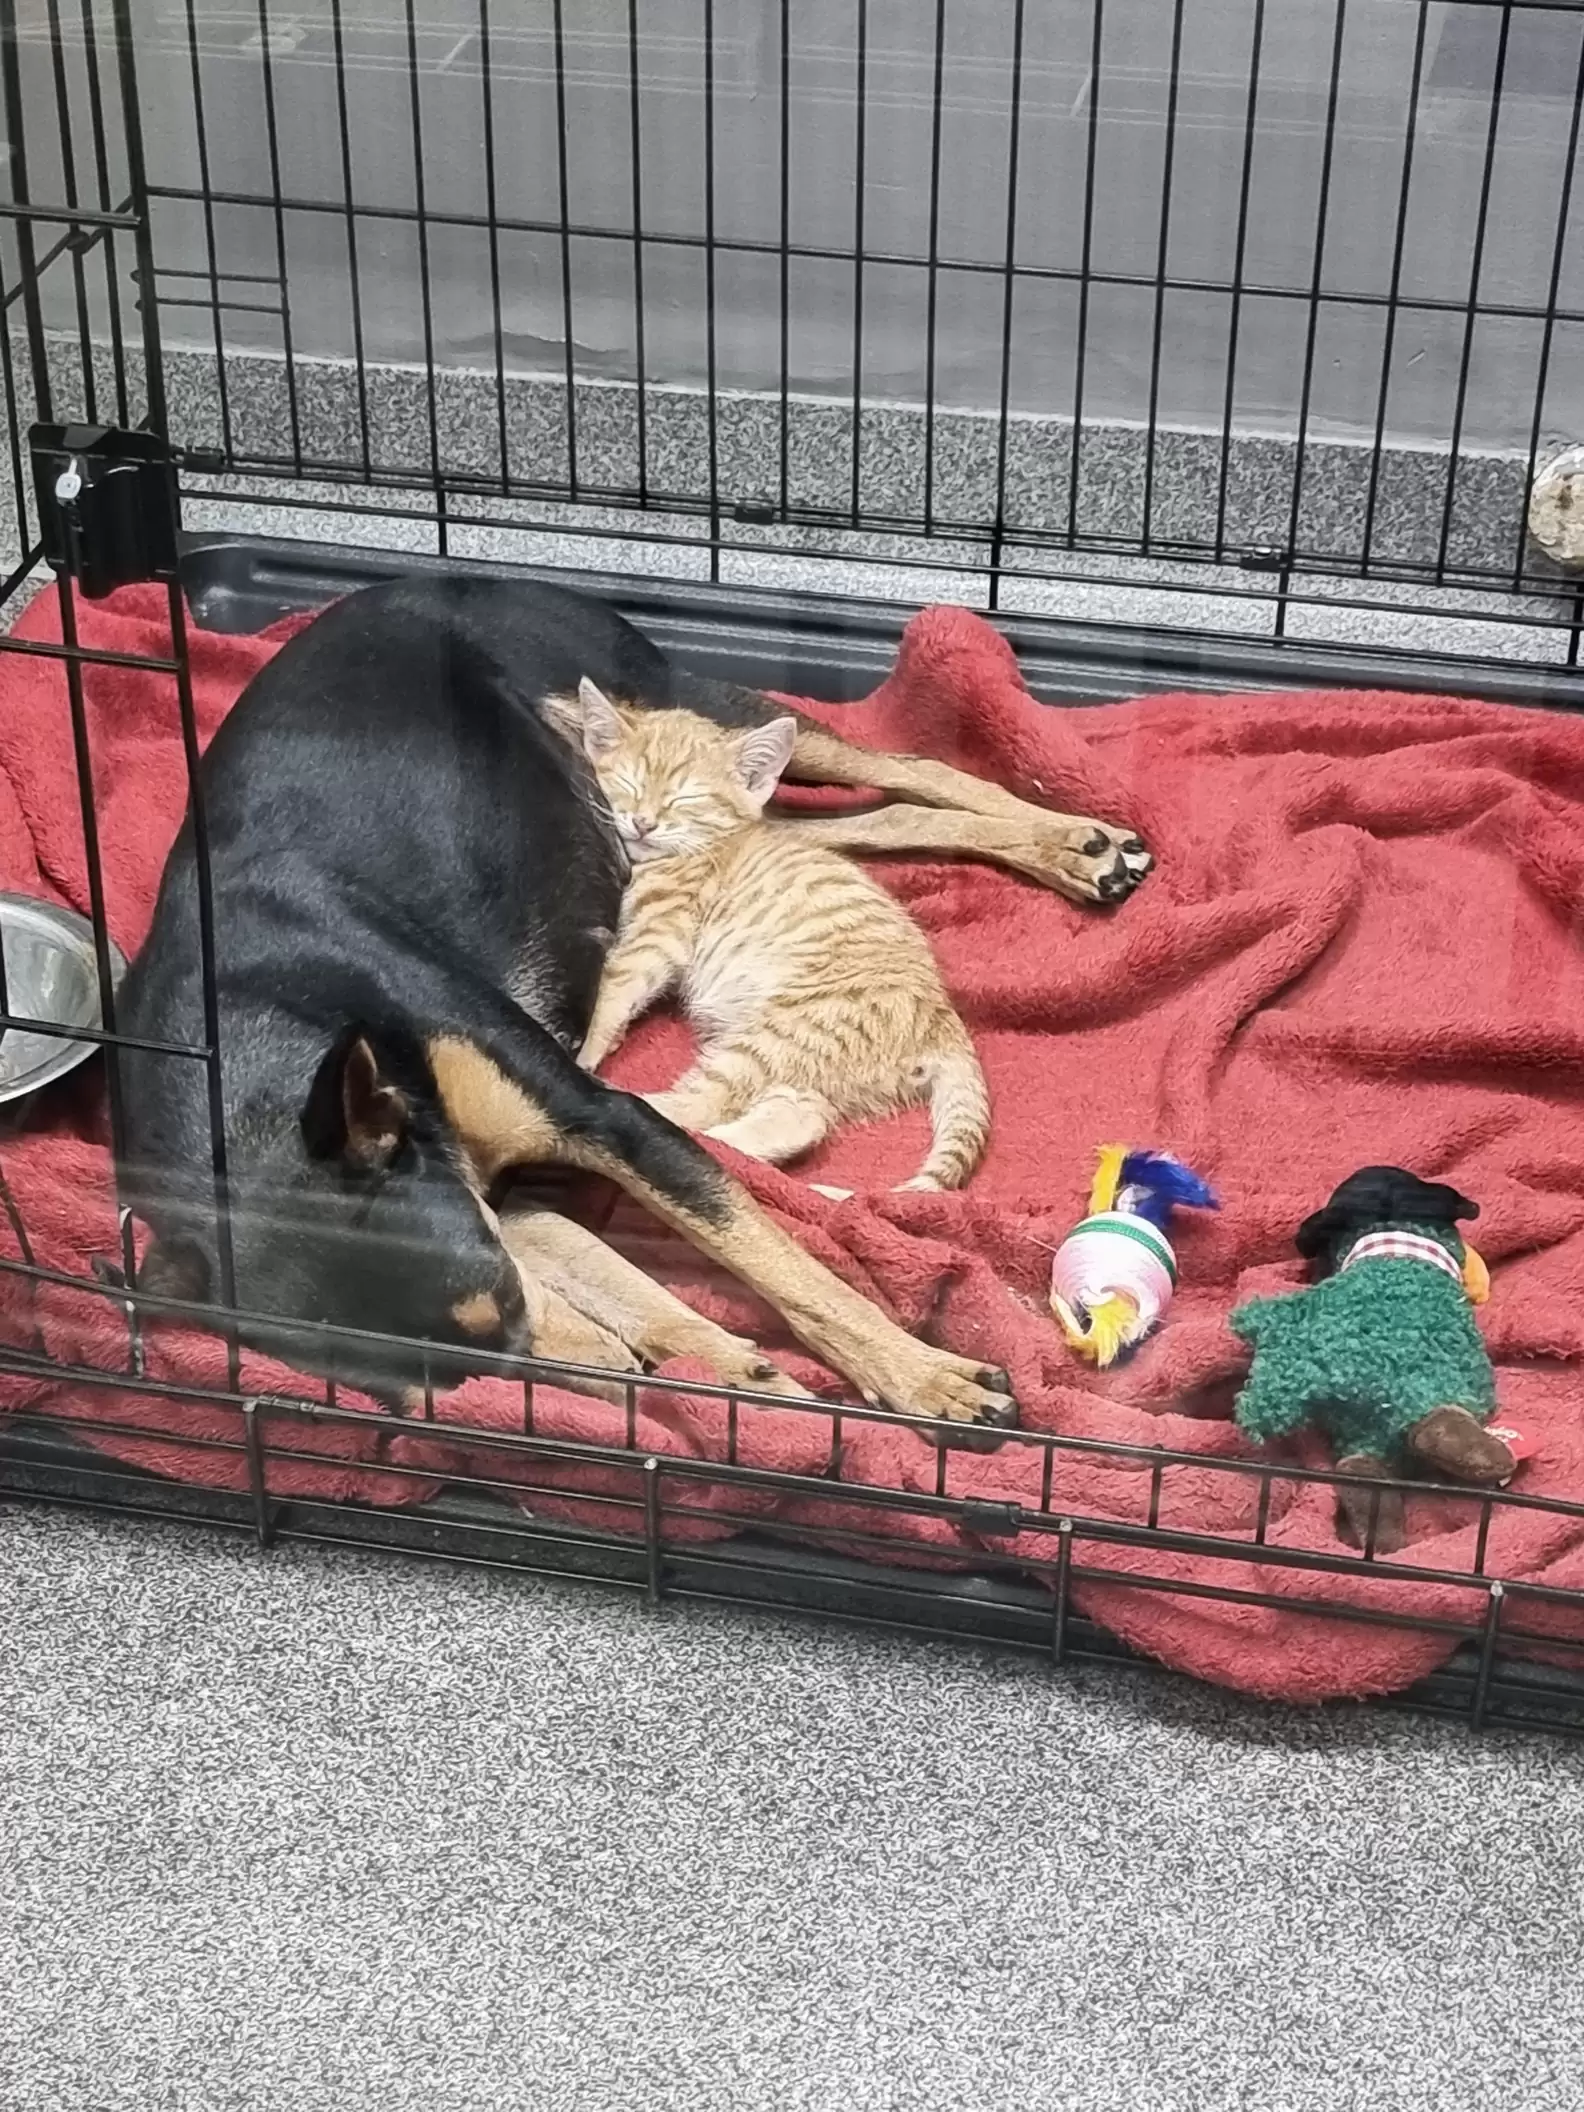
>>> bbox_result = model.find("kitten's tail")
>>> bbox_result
[902,1036,990,1192]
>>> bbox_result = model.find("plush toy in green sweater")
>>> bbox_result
[1230,1166,1515,1551]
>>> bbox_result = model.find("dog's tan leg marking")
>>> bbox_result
[790,726,1046,820]
[429,1036,565,1183]
[785,725,1150,904]
[782,806,1136,902]
[501,1208,808,1398]
[428,1037,1012,1422]
[452,1289,504,1338]
[562,1143,1012,1422]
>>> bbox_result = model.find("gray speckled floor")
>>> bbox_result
[3,1504,1581,2112]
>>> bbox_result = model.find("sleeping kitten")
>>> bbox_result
[555,679,989,1193]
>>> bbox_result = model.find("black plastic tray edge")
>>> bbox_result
[178,532,1584,711]
[4,1417,1580,1737]
[0,1414,1086,1649]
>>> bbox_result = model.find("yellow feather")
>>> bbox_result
[1051,1288,1140,1367]
[1462,1244,1490,1305]
[1088,1144,1126,1216]
[1082,1292,1139,1368]
[1050,1292,1094,1356]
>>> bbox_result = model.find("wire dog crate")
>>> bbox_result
[3,0,1584,1738]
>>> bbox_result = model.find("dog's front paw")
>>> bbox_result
[862,1344,1018,1427]
[703,1342,815,1402]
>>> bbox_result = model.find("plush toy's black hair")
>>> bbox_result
[1294,1165,1478,1264]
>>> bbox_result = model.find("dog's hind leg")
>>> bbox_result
[782,802,1150,906]
[500,1206,809,1399]
[428,1026,1015,1424]
[783,721,1151,903]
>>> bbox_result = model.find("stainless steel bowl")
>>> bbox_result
[0,895,127,1106]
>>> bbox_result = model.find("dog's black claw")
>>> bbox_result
[983,1394,1020,1430]
[1122,836,1148,857]
[1083,832,1111,858]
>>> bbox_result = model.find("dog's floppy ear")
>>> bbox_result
[302,1024,423,1173]
[136,1235,212,1307]
[1295,1164,1479,1261]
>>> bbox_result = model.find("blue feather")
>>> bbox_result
[1116,1151,1219,1230]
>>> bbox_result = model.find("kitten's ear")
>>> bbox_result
[731,716,798,807]
[575,676,627,759]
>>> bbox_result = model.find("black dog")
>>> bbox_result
[119,574,1149,1419]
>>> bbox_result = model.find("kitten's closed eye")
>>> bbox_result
[581,700,786,861]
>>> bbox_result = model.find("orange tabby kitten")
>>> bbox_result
[558,679,989,1192]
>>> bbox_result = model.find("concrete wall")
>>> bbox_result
[15,0,1584,454]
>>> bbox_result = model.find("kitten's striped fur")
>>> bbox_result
[559,680,989,1192]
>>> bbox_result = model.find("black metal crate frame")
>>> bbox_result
[0,1,1582,1737]
[143,0,1584,676]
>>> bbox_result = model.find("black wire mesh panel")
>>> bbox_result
[4,1298,1584,1744]
[15,0,1571,677]
[0,1,1583,1739]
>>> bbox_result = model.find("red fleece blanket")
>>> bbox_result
[4,581,1584,1706]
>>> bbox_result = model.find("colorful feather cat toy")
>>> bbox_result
[1051,1147,1219,1366]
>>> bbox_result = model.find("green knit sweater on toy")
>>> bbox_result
[1230,1223,1495,1462]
